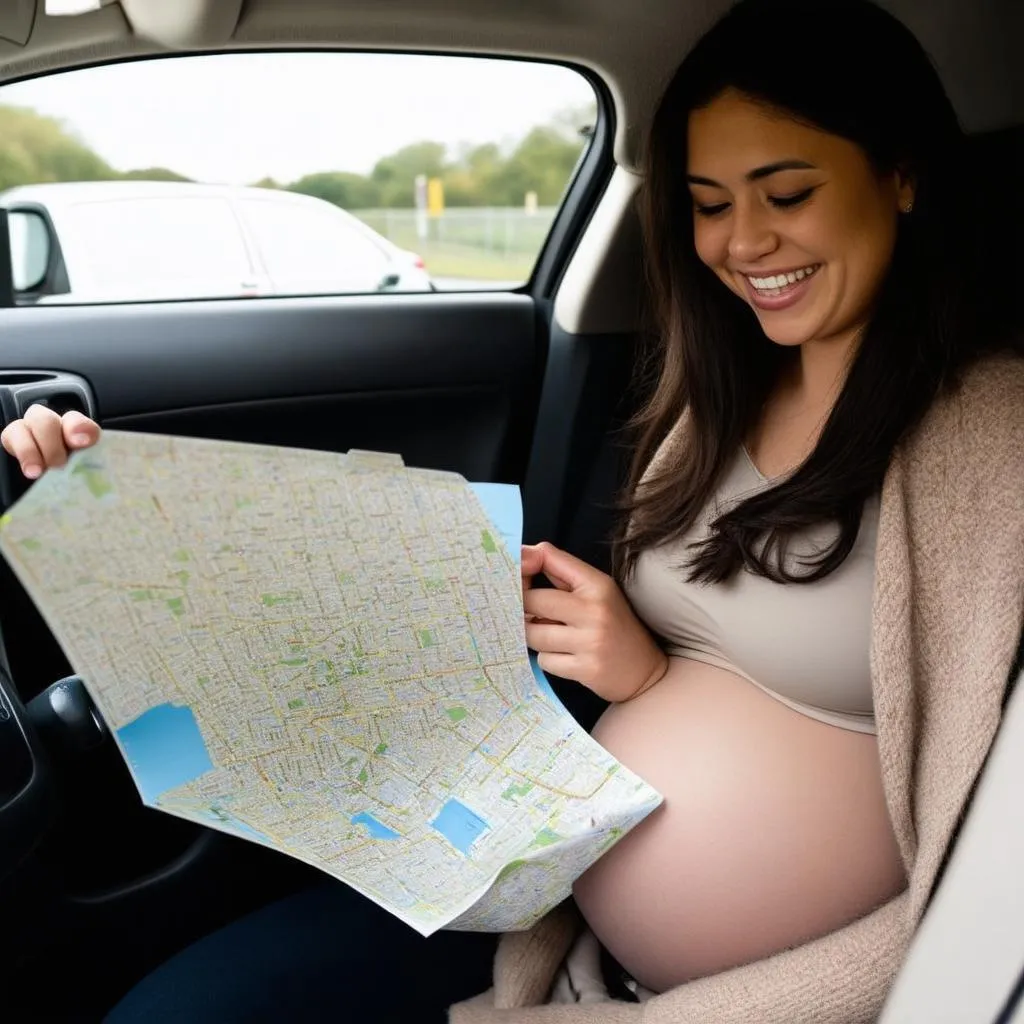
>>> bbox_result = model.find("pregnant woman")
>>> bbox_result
[4,1,1022,1021]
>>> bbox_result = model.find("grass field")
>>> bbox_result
[407,242,535,281]
[355,207,556,282]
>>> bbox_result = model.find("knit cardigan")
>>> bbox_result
[450,353,1024,1024]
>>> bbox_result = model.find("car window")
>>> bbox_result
[59,197,254,300]
[239,198,392,294]
[0,53,597,304]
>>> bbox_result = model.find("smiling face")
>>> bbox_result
[687,89,914,349]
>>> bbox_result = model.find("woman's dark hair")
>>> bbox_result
[613,0,995,585]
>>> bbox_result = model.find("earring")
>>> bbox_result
[901,200,914,215]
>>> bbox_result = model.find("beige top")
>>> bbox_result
[449,353,1024,1024]
[626,447,879,733]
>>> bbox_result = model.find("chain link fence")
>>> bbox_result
[355,207,559,283]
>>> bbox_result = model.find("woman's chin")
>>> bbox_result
[754,317,817,348]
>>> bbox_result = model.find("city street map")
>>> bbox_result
[0,432,661,935]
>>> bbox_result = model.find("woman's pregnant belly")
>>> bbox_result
[572,657,908,993]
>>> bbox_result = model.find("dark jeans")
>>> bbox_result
[104,883,498,1024]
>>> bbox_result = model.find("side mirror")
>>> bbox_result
[8,210,51,294]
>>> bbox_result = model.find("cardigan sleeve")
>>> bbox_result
[449,893,910,1024]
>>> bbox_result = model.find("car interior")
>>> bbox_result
[0,0,1021,1020]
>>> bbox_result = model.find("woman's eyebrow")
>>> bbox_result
[686,160,817,187]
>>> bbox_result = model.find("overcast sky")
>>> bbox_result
[1,52,595,184]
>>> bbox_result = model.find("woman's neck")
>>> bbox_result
[746,330,861,478]
[789,329,860,408]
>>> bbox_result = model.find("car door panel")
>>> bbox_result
[0,294,537,424]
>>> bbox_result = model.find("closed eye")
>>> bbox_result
[694,201,730,218]
[694,186,817,217]
[769,187,817,209]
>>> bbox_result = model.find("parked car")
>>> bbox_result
[0,181,434,303]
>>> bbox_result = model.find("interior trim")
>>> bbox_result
[554,164,643,336]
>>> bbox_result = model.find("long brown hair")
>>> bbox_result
[613,0,989,585]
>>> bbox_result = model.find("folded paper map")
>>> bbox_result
[0,432,661,935]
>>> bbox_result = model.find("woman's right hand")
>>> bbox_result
[520,541,669,703]
[0,404,101,479]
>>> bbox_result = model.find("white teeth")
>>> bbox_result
[747,264,818,292]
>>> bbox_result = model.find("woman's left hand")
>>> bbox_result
[522,541,668,703]
[0,405,100,479]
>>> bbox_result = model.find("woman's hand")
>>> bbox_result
[0,405,101,479]
[521,541,668,703]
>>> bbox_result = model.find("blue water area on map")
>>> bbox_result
[431,798,489,854]
[529,654,570,713]
[469,482,522,565]
[351,811,401,840]
[470,481,571,717]
[228,817,268,841]
[116,702,214,804]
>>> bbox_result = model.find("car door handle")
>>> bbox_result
[0,370,97,509]
[0,370,96,422]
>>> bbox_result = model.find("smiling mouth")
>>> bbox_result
[744,264,820,298]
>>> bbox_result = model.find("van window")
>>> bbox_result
[240,198,392,294]
[60,196,254,299]
[0,53,597,304]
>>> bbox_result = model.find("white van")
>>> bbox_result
[0,181,434,303]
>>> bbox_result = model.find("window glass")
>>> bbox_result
[240,198,391,294]
[60,196,254,299]
[0,53,597,304]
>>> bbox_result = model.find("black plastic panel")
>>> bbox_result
[0,293,537,420]
[0,666,52,880]
[107,387,515,484]
[0,683,32,804]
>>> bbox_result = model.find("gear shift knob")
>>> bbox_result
[27,675,107,755]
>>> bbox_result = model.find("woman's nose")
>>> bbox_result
[727,202,778,264]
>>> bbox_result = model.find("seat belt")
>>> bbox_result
[522,324,637,551]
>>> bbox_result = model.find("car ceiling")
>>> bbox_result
[0,0,1020,175]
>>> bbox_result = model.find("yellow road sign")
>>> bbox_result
[427,177,445,217]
